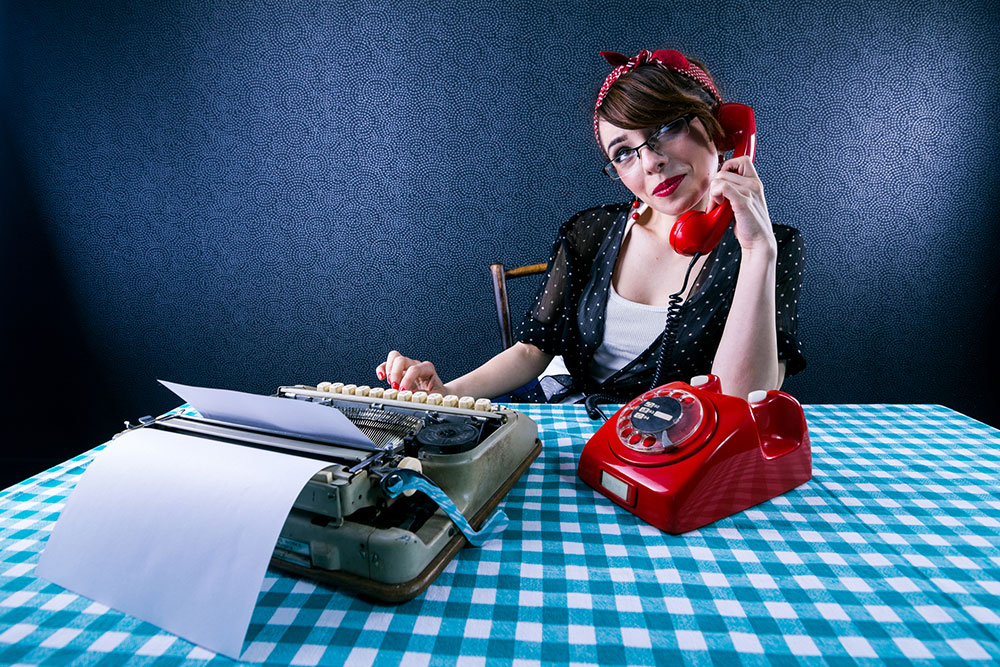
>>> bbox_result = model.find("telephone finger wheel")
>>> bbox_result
[617,388,705,454]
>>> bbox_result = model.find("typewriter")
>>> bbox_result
[141,382,540,602]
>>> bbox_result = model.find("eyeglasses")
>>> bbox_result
[602,114,693,179]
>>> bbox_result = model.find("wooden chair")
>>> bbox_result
[489,261,547,349]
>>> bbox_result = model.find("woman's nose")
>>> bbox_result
[639,145,667,172]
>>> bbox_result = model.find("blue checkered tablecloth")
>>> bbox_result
[2,404,999,665]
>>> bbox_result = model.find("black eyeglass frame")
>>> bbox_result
[601,114,695,180]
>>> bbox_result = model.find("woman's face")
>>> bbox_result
[599,116,719,220]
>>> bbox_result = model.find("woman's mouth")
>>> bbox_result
[653,175,684,197]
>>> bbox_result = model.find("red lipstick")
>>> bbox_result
[653,175,684,197]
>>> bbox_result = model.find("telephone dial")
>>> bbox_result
[669,102,756,256]
[577,374,810,534]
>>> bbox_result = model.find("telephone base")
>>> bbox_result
[578,378,811,534]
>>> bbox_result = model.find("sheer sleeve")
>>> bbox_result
[774,225,806,376]
[514,204,626,359]
[514,232,569,356]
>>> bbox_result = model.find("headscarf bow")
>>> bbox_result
[593,48,722,144]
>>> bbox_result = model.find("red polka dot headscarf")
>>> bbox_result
[594,49,722,145]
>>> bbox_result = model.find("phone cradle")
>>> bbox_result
[577,374,811,534]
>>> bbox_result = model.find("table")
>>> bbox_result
[2,404,999,665]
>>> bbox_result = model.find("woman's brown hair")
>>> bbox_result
[595,59,723,156]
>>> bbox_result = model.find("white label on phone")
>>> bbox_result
[601,471,630,501]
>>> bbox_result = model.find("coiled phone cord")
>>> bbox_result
[585,251,703,421]
[650,251,702,389]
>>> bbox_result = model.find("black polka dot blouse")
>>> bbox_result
[515,202,806,401]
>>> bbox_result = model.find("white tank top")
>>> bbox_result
[589,281,670,383]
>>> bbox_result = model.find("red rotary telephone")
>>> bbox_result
[669,103,756,256]
[577,374,811,534]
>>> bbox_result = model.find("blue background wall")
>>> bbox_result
[3,0,998,487]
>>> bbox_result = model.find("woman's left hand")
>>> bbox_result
[705,155,776,256]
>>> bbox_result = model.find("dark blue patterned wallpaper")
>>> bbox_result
[3,0,999,482]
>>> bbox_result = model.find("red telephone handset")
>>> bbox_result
[669,103,756,256]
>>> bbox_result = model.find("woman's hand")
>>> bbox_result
[376,350,447,394]
[705,155,776,256]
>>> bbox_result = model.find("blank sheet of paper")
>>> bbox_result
[35,427,331,659]
[158,379,374,449]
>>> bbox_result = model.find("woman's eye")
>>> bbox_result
[613,150,633,163]
[664,117,689,135]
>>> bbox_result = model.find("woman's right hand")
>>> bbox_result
[376,350,447,394]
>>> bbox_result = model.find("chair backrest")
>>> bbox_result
[489,261,547,349]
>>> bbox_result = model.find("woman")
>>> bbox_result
[377,48,805,403]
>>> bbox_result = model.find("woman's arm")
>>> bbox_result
[378,342,553,398]
[444,343,553,397]
[703,155,786,398]
[711,245,785,398]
